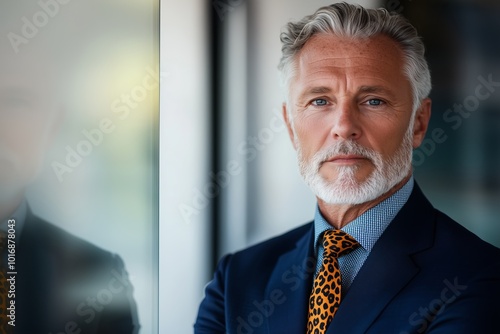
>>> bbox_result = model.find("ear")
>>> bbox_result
[282,102,297,150]
[412,98,432,149]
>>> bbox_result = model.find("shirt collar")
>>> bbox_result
[314,176,414,254]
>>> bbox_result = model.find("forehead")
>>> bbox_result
[293,33,409,92]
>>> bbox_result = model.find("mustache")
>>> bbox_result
[315,140,378,165]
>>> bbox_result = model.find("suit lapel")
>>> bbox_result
[327,184,436,334]
[266,223,315,334]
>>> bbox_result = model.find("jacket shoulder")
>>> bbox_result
[21,215,124,270]
[433,209,500,257]
[18,215,130,301]
[419,208,500,278]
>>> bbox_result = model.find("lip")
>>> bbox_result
[325,155,367,164]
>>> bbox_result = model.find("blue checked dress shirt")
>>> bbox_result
[313,176,414,292]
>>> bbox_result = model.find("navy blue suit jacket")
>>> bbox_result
[195,184,500,333]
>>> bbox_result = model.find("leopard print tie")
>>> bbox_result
[307,229,359,334]
[0,232,12,333]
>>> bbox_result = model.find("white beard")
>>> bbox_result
[296,123,414,205]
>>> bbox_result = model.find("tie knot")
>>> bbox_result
[322,229,359,258]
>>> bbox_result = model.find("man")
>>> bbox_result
[195,3,500,334]
[0,16,139,334]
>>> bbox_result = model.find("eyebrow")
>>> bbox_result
[298,84,397,100]
[296,86,332,103]
[357,85,397,99]
[308,86,332,94]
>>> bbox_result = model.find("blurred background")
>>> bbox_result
[0,0,158,333]
[163,0,500,332]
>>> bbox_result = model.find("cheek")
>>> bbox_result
[362,116,409,157]
[294,117,331,155]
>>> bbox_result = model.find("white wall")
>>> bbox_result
[160,0,210,332]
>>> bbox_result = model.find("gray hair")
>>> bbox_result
[278,2,431,113]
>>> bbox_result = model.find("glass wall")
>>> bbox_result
[0,1,158,332]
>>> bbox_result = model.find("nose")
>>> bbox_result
[330,101,361,140]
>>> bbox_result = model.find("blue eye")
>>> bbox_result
[312,99,328,106]
[366,99,383,106]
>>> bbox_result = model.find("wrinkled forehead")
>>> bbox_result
[296,33,406,75]
[289,33,412,101]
